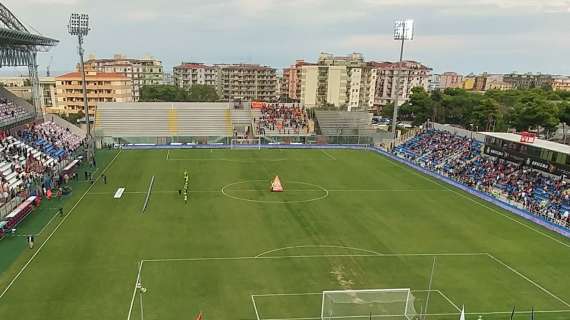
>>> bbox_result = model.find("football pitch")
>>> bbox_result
[0,148,569,320]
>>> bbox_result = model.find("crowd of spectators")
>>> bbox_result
[0,121,84,207]
[255,103,309,135]
[395,129,570,229]
[0,97,30,124]
[31,121,83,153]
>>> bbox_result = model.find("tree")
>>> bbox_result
[140,85,188,102]
[380,103,394,118]
[511,94,559,135]
[403,87,434,125]
[187,85,219,102]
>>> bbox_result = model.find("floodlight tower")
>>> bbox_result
[391,19,415,141]
[68,13,94,163]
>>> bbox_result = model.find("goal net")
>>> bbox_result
[321,289,417,320]
[230,138,261,150]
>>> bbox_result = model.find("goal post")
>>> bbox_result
[230,138,261,150]
[321,289,417,320]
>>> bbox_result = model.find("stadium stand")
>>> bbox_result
[0,88,35,128]
[394,129,570,229]
[96,102,233,138]
[0,120,84,232]
[253,103,311,136]
[315,111,374,136]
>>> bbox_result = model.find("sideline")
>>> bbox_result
[0,150,122,300]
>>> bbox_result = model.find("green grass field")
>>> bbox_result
[0,148,569,320]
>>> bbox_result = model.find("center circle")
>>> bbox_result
[221,180,329,204]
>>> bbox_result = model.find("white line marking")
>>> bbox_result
[436,289,461,312]
[142,252,487,263]
[256,309,570,320]
[321,149,336,160]
[384,157,570,249]
[251,295,261,320]
[127,260,144,320]
[0,150,122,300]
[486,253,570,308]
[255,245,383,258]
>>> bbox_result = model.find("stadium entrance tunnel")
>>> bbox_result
[221,180,328,204]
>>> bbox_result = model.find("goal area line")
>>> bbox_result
[250,290,570,320]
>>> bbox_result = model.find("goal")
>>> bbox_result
[230,138,261,150]
[321,289,418,320]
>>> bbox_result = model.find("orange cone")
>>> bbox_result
[271,176,283,192]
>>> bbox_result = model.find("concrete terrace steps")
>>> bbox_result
[96,102,234,138]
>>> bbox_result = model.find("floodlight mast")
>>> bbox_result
[68,13,94,164]
[391,19,414,143]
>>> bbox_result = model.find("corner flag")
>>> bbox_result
[459,305,465,320]
[271,176,283,192]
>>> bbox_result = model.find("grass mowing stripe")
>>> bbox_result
[0,150,122,300]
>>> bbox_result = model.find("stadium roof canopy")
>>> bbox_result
[0,2,58,67]
[481,132,570,155]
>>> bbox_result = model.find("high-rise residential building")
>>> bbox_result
[282,60,307,101]
[439,72,463,89]
[300,53,431,110]
[173,62,219,90]
[300,53,371,110]
[53,71,132,115]
[216,64,277,102]
[371,61,431,107]
[85,54,163,101]
[503,73,554,90]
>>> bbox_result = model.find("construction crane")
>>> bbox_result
[46,56,53,77]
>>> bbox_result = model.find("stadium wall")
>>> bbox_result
[120,143,570,238]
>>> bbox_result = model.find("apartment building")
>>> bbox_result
[503,73,554,90]
[216,64,277,102]
[552,77,570,91]
[372,60,431,107]
[300,53,371,110]
[85,54,163,101]
[439,72,463,89]
[300,53,430,109]
[53,71,132,115]
[173,62,219,90]
[282,60,307,101]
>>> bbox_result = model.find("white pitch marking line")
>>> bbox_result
[251,290,441,298]
[0,149,123,300]
[436,289,461,312]
[255,245,384,258]
[258,309,570,320]
[486,253,570,308]
[127,260,144,320]
[251,295,261,320]
[321,149,336,160]
[142,252,488,263]
[383,156,570,249]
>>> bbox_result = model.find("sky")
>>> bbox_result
[3,0,570,76]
